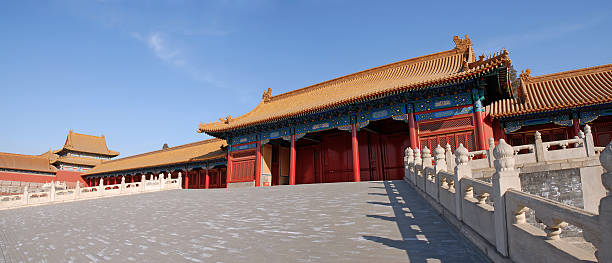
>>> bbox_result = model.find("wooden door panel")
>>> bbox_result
[381,133,410,180]
[296,147,316,184]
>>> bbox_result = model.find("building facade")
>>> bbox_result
[194,36,611,189]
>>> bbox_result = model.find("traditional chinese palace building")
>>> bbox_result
[0,131,119,189]
[77,36,611,189]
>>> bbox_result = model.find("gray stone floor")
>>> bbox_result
[0,180,487,263]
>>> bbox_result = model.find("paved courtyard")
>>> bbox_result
[0,181,487,262]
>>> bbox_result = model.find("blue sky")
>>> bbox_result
[1,0,610,157]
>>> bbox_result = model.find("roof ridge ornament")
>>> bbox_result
[453,35,472,53]
[262,88,272,103]
[520,69,531,81]
[220,115,232,124]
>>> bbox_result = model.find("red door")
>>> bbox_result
[381,133,411,180]
[296,146,317,184]
[322,132,351,183]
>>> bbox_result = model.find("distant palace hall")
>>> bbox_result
[2,36,611,189]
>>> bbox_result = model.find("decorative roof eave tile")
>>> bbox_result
[198,44,511,134]
[487,64,612,119]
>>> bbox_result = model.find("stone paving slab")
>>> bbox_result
[0,180,487,262]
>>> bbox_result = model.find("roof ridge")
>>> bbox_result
[97,138,225,165]
[526,64,612,83]
[269,48,460,102]
[70,131,105,138]
[0,152,50,159]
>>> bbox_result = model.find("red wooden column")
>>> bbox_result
[130,175,134,183]
[573,118,581,137]
[184,170,189,189]
[289,134,296,185]
[197,170,202,189]
[474,90,486,150]
[227,151,233,184]
[205,169,210,189]
[408,111,418,149]
[351,123,361,182]
[255,141,262,187]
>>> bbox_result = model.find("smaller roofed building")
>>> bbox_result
[52,130,119,172]
[487,64,612,147]
[82,138,228,190]
[0,131,119,191]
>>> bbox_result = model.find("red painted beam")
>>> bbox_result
[255,141,262,187]
[290,134,296,185]
[351,123,361,183]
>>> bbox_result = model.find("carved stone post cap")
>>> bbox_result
[489,137,495,148]
[413,147,421,156]
[422,146,431,157]
[445,143,452,152]
[494,139,514,160]
[584,124,592,134]
[600,141,612,192]
[405,147,413,156]
[535,131,541,140]
[434,145,445,158]
[454,144,469,164]
[178,172,182,176]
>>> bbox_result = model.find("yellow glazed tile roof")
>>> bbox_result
[487,64,612,118]
[198,36,511,134]
[0,152,58,173]
[85,138,226,175]
[54,130,119,157]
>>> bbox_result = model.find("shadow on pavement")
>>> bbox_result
[362,180,488,263]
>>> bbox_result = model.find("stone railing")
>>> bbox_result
[0,172,183,210]
[403,129,612,262]
[433,125,600,172]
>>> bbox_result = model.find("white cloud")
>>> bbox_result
[133,31,216,84]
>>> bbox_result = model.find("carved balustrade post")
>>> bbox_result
[160,173,165,190]
[120,176,126,194]
[178,172,183,189]
[434,145,447,174]
[487,137,495,168]
[74,181,80,200]
[23,186,29,205]
[422,146,433,182]
[50,181,56,202]
[534,131,545,163]
[413,148,422,188]
[140,174,146,192]
[584,125,596,157]
[445,144,455,171]
[404,147,414,183]
[454,144,471,221]
[491,139,521,256]
[98,178,104,197]
[595,141,612,262]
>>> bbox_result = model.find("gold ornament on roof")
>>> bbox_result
[453,35,472,53]
[262,88,272,103]
[520,69,531,81]
[219,115,232,124]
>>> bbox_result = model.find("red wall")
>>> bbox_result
[0,170,86,187]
